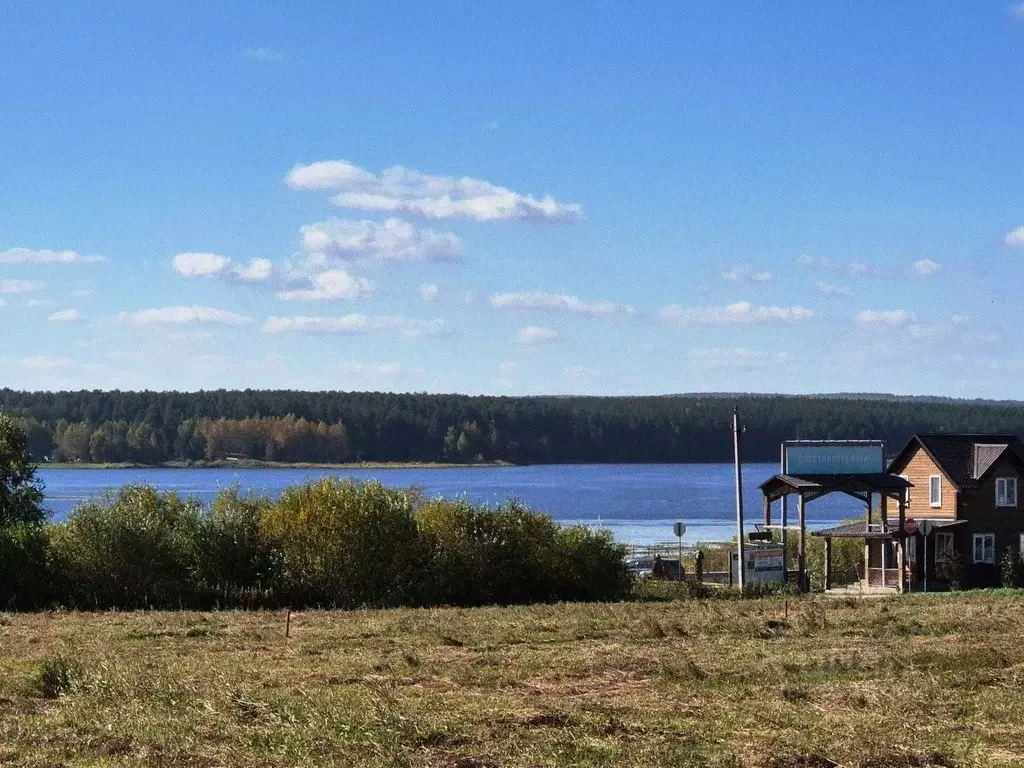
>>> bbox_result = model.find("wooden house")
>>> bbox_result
[884,433,1024,587]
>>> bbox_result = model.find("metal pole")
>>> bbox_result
[677,533,683,581]
[734,407,746,591]
[924,533,928,593]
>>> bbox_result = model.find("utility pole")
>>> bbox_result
[733,406,746,591]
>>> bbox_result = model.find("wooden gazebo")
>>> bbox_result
[759,473,912,591]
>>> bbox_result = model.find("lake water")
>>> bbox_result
[36,464,869,545]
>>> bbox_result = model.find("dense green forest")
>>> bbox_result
[2,389,1024,465]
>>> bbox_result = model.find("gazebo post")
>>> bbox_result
[823,537,832,591]
[897,492,907,594]
[864,493,872,588]
[763,493,771,529]
[781,492,789,574]
[797,493,807,592]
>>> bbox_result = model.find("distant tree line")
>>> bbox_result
[4,388,1024,465]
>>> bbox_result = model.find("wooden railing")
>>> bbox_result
[866,567,901,589]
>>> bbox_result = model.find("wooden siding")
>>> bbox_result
[958,452,1024,566]
[889,443,956,520]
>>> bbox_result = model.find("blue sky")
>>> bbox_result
[3,2,1024,397]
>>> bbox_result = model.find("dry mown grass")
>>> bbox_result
[0,594,1022,767]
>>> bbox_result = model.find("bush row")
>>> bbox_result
[0,480,631,610]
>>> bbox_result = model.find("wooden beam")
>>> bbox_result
[763,493,771,529]
[824,537,832,591]
[797,493,807,592]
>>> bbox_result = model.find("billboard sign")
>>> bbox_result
[783,442,884,475]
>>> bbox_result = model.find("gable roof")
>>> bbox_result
[888,433,1024,489]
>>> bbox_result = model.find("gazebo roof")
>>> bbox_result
[811,518,966,540]
[759,473,912,503]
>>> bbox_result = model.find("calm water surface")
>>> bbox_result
[37,464,868,545]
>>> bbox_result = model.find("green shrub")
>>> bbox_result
[49,485,203,608]
[551,524,631,602]
[35,654,80,698]
[936,550,968,590]
[0,524,51,609]
[416,497,629,605]
[195,486,279,605]
[1000,546,1024,588]
[260,479,425,608]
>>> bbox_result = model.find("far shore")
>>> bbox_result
[37,459,514,471]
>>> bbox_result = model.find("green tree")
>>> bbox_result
[0,414,46,527]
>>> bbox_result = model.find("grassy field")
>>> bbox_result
[1,594,1022,767]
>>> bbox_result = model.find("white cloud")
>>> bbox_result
[277,269,374,301]
[119,305,252,326]
[815,281,850,297]
[172,253,274,283]
[657,302,815,326]
[262,313,447,339]
[0,299,6,308]
[234,258,273,282]
[286,160,583,222]
[241,47,284,62]
[910,258,941,277]
[490,291,635,318]
[515,326,560,345]
[720,264,773,283]
[499,360,518,375]
[20,355,73,370]
[298,217,463,267]
[798,254,874,275]
[172,252,231,277]
[0,247,105,265]
[48,309,81,323]
[462,290,477,305]
[1009,3,1024,20]
[1,279,44,294]
[419,283,440,302]
[1003,226,1024,247]
[687,347,789,370]
[856,309,917,327]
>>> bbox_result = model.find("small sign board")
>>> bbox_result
[731,546,785,585]
[748,530,773,542]
[904,518,918,535]
[673,522,686,538]
[918,520,933,537]
[783,441,884,475]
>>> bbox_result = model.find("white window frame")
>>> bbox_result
[929,475,942,508]
[936,532,954,560]
[1020,532,1024,559]
[996,477,1018,508]
[899,474,911,506]
[973,533,996,565]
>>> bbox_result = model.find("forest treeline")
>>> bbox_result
[3,388,1024,465]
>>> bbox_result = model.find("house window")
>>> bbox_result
[899,474,911,506]
[906,535,917,565]
[929,475,942,508]
[936,532,954,560]
[996,477,1018,507]
[1020,533,1024,558]
[973,533,996,565]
